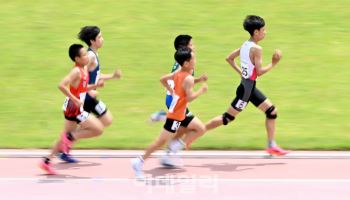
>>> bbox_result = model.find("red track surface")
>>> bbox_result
[0,150,349,200]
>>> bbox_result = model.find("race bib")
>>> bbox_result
[77,111,89,122]
[241,63,249,79]
[235,99,248,110]
[95,101,107,115]
[171,120,181,131]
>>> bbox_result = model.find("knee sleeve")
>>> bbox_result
[222,112,235,125]
[265,105,277,119]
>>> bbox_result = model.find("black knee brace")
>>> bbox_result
[265,105,277,119]
[222,112,235,125]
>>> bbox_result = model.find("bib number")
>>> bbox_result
[235,99,247,110]
[95,101,107,115]
[171,120,181,131]
[77,111,89,122]
[241,64,249,79]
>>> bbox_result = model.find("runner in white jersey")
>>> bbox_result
[240,40,258,81]
[205,15,289,156]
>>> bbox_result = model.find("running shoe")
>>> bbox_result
[58,152,78,163]
[150,110,167,122]
[131,157,144,180]
[266,146,289,156]
[39,160,56,175]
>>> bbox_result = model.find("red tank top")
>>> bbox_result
[70,66,89,101]
[167,71,190,121]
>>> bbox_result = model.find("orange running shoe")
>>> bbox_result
[39,160,56,175]
[266,146,289,156]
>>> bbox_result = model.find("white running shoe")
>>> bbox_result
[131,157,144,180]
[168,139,185,153]
[160,152,183,168]
[149,110,167,122]
[160,153,176,168]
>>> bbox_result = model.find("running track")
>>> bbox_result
[0,150,349,200]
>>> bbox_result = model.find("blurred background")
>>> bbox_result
[0,0,349,149]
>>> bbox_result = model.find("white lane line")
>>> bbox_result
[1,178,350,183]
[1,151,350,159]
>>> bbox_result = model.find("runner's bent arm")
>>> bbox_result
[183,76,207,102]
[58,68,82,106]
[254,47,282,76]
[160,73,175,95]
[99,69,122,81]
[226,48,241,76]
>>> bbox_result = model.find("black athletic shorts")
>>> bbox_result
[163,115,195,133]
[180,115,195,128]
[163,118,182,133]
[231,79,267,111]
[83,93,108,117]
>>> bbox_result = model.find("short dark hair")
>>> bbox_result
[174,47,192,66]
[78,26,100,46]
[174,34,192,50]
[69,44,84,62]
[243,15,265,36]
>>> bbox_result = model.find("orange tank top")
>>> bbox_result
[70,66,89,102]
[167,71,190,121]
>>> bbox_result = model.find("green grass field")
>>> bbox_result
[1,0,349,149]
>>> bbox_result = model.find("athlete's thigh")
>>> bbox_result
[98,110,113,126]
[158,128,175,142]
[230,80,255,113]
[84,94,108,117]
[79,114,104,130]
[257,99,273,112]
[250,87,268,108]
[186,116,205,131]
[176,126,187,135]
[226,105,241,117]
[63,119,78,133]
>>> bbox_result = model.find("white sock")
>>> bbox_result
[168,139,185,153]
[268,140,277,148]
[138,156,144,163]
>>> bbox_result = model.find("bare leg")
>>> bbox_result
[205,106,240,131]
[257,99,276,145]
[132,129,174,178]
[98,110,113,127]
[142,129,174,160]
[172,126,186,140]
[71,115,104,140]
[182,117,206,148]
[47,120,77,159]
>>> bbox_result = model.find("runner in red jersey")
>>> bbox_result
[39,44,104,175]
[63,65,89,121]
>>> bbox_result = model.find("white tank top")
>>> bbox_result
[240,40,258,80]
